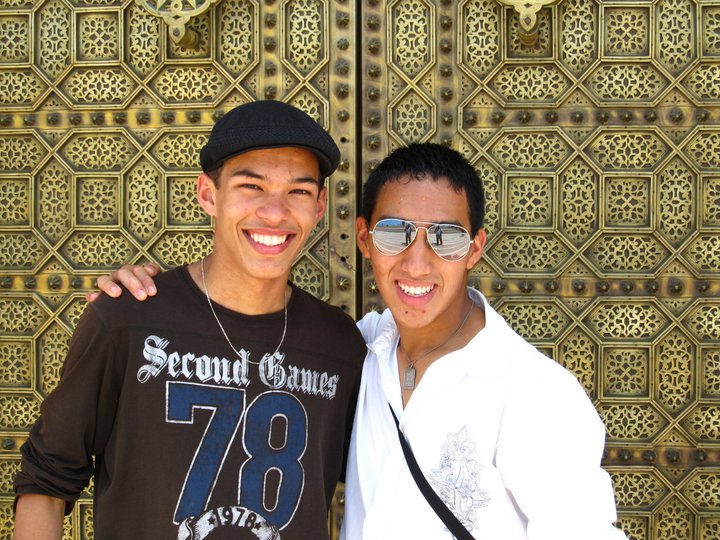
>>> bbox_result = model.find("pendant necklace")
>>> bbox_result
[401,301,474,391]
[200,258,288,362]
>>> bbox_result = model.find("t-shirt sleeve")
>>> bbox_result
[14,304,124,514]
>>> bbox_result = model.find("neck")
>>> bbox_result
[398,295,476,361]
[189,255,290,315]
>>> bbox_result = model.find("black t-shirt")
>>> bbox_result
[15,267,366,539]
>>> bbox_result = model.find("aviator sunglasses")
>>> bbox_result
[369,218,472,261]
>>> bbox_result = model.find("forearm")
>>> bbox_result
[14,494,66,540]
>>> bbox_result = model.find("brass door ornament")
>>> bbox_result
[136,0,222,47]
[496,0,562,46]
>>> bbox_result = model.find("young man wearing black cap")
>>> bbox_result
[13,101,366,539]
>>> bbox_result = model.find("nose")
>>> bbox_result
[256,193,290,224]
[400,227,434,273]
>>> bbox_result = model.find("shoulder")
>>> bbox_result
[356,309,394,343]
[478,296,585,393]
[292,286,364,338]
[88,267,190,329]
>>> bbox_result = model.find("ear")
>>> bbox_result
[465,228,487,270]
[197,173,218,216]
[356,217,372,259]
[314,186,328,226]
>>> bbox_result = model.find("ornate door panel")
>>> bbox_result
[1,0,720,539]
[359,1,720,539]
[0,0,357,536]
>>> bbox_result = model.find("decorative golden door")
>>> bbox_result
[0,0,718,538]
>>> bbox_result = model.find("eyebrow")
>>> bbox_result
[227,168,321,186]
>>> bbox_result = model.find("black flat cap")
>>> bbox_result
[200,100,341,178]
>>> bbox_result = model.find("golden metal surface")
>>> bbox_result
[1,1,720,539]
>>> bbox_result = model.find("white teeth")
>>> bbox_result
[398,282,433,297]
[250,233,288,246]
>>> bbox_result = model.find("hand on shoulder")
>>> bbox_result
[85,263,162,303]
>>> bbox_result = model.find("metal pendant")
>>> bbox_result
[403,364,416,390]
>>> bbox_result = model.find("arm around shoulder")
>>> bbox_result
[14,493,66,540]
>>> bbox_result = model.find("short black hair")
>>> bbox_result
[361,143,485,235]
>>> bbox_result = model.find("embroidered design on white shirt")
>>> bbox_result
[428,426,490,531]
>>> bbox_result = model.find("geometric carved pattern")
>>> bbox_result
[604,347,650,398]
[60,133,136,172]
[598,403,668,442]
[218,0,255,76]
[36,160,72,243]
[2,0,719,537]
[558,159,598,246]
[36,0,71,79]
[0,135,46,172]
[681,472,720,511]
[489,233,571,273]
[604,177,650,228]
[683,64,720,101]
[655,498,693,539]
[168,177,210,226]
[0,341,31,388]
[584,302,669,341]
[125,161,162,242]
[585,64,667,102]
[489,131,570,170]
[150,67,230,103]
[37,323,71,397]
[389,0,431,79]
[586,131,670,171]
[0,70,47,106]
[460,0,500,79]
[681,405,720,443]
[654,329,694,414]
[61,232,137,269]
[683,131,720,169]
[611,470,669,509]
[490,64,571,102]
[585,235,669,274]
[495,301,570,341]
[703,348,720,398]
[657,0,695,75]
[559,0,596,76]
[506,177,553,227]
[61,68,135,105]
[557,328,597,399]
[0,17,30,62]
[657,158,695,245]
[604,8,650,57]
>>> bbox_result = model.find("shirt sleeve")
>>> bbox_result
[14,305,123,514]
[495,360,628,540]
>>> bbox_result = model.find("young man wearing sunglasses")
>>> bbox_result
[88,143,625,539]
[342,143,625,539]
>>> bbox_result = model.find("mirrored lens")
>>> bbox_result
[426,224,471,261]
[371,218,412,256]
[370,219,471,261]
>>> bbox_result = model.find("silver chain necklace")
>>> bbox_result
[401,300,474,391]
[200,258,288,362]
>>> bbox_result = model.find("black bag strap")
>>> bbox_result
[388,403,474,540]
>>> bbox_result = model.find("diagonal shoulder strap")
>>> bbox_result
[388,403,474,540]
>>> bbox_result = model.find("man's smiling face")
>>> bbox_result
[198,146,326,284]
[357,175,486,332]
